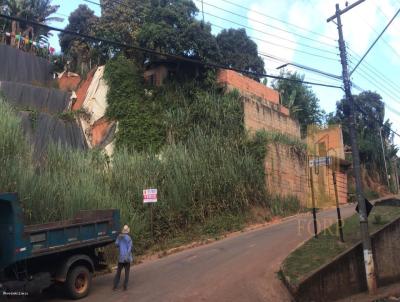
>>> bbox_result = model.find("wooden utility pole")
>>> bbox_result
[332,171,344,242]
[327,0,377,294]
[379,127,390,189]
[309,165,318,238]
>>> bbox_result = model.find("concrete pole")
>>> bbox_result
[327,1,377,294]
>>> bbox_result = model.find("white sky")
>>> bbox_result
[48,0,400,150]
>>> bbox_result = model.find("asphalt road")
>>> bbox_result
[46,204,356,302]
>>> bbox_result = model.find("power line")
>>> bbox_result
[216,0,337,42]
[347,46,400,93]
[83,0,340,61]
[350,6,400,75]
[84,0,130,9]
[347,53,400,105]
[193,0,338,49]
[351,69,400,115]
[348,55,400,100]
[354,6,400,60]
[0,13,343,90]
[350,88,400,138]
[206,19,339,62]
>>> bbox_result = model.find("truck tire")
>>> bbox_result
[65,266,92,300]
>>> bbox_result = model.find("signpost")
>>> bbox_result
[309,165,318,238]
[143,189,157,237]
[309,156,332,168]
[332,171,345,242]
[308,156,332,238]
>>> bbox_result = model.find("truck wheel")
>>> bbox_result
[65,266,92,299]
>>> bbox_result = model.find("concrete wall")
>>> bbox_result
[265,143,308,205]
[243,96,301,138]
[373,214,400,286]
[287,201,400,302]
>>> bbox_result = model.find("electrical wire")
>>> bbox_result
[0,13,343,90]
[349,57,400,101]
[354,6,400,60]
[347,46,400,95]
[216,0,337,42]
[350,6,400,75]
[207,21,339,62]
[347,54,400,105]
[351,70,400,116]
[193,0,338,48]
[350,89,400,139]
[82,0,340,61]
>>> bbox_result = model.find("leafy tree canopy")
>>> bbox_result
[216,28,265,81]
[1,0,61,38]
[95,0,150,58]
[59,5,99,72]
[327,91,398,178]
[272,71,324,137]
[137,0,220,63]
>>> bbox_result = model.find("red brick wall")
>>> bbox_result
[218,69,280,104]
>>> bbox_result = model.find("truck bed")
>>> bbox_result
[23,209,119,258]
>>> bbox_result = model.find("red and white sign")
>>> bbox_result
[143,189,158,203]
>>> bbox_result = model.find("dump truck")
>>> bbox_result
[0,192,120,300]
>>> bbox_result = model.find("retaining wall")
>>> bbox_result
[285,200,400,302]
[265,143,308,205]
[0,81,70,114]
[0,45,53,83]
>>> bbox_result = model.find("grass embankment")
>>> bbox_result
[281,204,400,286]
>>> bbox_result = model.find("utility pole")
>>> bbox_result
[379,127,390,189]
[327,1,377,294]
[393,159,400,194]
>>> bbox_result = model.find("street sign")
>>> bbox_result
[309,156,332,167]
[143,189,157,203]
[355,198,374,217]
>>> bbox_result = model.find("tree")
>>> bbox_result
[1,0,61,44]
[137,0,220,63]
[272,71,324,136]
[216,28,265,81]
[59,5,99,74]
[327,91,397,182]
[95,0,150,58]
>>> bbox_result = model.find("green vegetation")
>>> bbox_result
[273,71,325,137]
[327,91,399,190]
[1,0,61,41]
[59,0,266,80]
[0,91,303,255]
[281,205,400,286]
[59,4,99,75]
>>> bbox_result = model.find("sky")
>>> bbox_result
[48,0,400,150]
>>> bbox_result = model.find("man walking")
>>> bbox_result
[113,225,133,291]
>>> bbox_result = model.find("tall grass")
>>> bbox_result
[0,95,303,254]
